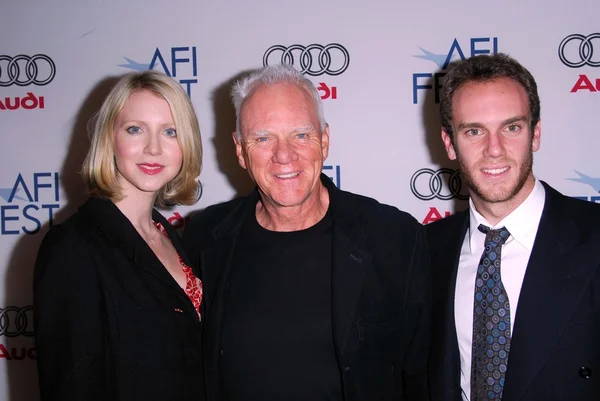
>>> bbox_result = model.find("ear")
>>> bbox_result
[232,132,247,170]
[531,119,541,153]
[321,124,330,161]
[441,129,457,161]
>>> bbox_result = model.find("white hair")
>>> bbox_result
[231,64,327,140]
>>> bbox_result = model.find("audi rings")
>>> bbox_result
[558,33,600,68]
[263,44,350,76]
[0,306,34,337]
[0,54,56,87]
[410,168,468,201]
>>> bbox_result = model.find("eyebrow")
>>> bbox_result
[119,120,175,127]
[247,124,317,137]
[293,124,317,133]
[456,115,529,131]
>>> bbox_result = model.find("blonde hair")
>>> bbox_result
[82,70,202,206]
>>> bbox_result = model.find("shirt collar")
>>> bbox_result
[468,178,546,253]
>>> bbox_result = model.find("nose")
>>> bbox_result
[272,138,298,164]
[144,132,162,155]
[483,132,506,158]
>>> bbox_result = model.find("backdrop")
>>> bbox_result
[1,0,598,399]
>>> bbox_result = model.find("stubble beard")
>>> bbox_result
[457,144,534,204]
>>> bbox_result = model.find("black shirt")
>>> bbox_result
[221,208,342,401]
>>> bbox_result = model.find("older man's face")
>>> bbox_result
[233,83,329,209]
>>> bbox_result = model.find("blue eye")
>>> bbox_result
[256,136,269,143]
[164,128,177,138]
[126,126,142,134]
[296,133,308,139]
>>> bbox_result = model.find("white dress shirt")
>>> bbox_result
[456,179,546,401]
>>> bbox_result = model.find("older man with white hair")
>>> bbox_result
[183,64,431,401]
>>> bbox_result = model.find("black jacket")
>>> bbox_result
[183,175,431,401]
[426,182,600,401]
[34,197,204,401]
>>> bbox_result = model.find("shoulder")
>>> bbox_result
[183,196,246,243]
[186,197,245,229]
[35,209,103,283]
[424,209,468,242]
[334,189,423,236]
[38,209,96,251]
[547,184,600,218]
[35,197,125,267]
[543,183,600,232]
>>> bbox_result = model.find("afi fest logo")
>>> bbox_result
[323,165,342,188]
[410,168,468,224]
[119,47,198,96]
[0,306,36,361]
[0,54,55,111]
[412,37,499,104]
[567,171,600,203]
[0,172,61,235]
[558,33,600,93]
[263,43,350,100]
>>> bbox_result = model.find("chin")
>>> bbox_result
[269,190,311,208]
[132,181,168,194]
[474,181,524,204]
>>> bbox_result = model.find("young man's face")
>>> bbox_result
[442,78,541,208]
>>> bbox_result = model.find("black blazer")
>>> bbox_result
[182,174,431,401]
[426,182,600,401]
[34,197,204,401]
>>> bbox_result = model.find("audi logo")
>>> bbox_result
[0,54,56,87]
[0,306,34,337]
[558,33,600,68]
[263,44,350,76]
[410,168,468,201]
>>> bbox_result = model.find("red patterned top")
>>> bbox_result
[154,221,203,319]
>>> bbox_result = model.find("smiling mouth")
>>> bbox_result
[276,172,300,179]
[482,167,509,175]
[138,163,164,175]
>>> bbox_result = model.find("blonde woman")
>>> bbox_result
[34,70,204,401]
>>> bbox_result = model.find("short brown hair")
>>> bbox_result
[440,53,540,141]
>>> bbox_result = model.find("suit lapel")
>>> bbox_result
[306,174,371,364]
[503,184,597,401]
[331,225,371,363]
[429,212,469,401]
[80,197,184,295]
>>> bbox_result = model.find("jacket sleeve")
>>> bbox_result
[399,223,432,401]
[34,225,111,401]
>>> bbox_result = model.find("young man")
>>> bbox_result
[427,53,600,401]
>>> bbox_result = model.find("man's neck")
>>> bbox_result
[471,176,536,226]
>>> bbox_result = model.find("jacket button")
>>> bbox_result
[579,367,592,379]
[220,349,224,355]
[344,366,350,372]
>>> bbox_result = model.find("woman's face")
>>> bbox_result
[113,90,183,199]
